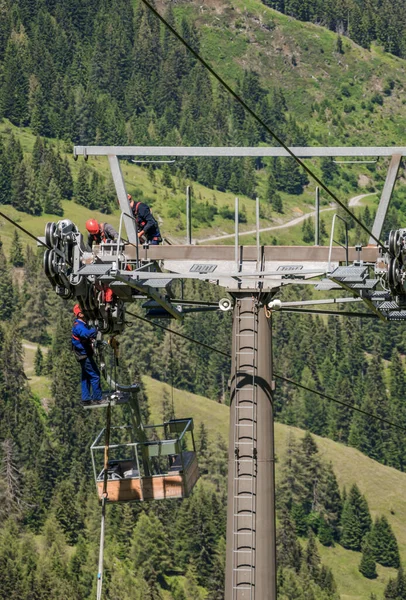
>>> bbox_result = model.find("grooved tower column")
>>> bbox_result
[225,293,276,600]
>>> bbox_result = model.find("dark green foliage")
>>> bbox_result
[359,540,377,579]
[0,241,14,321]
[261,0,406,59]
[302,217,314,243]
[384,566,406,599]
[340,484,371,551]
[9,230,24,267]
[34,345,43,375]
[369,516,400,568]
[0,136,12,205]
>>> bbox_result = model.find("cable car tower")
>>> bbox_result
[43,145,406,600]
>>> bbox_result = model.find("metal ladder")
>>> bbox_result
[231,299,258,600]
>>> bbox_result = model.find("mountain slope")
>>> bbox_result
[170,0,406,145]
[145,375,406,599]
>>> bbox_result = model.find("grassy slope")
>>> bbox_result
[144,376,405,600]
[3,0,406,251]
[22,346,404,598]
[171,0,406,146]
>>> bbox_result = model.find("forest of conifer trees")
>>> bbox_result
[2,0,406,598]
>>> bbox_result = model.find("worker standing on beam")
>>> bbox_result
[128,194,162,245]
[72,304,103,405]
[86,219,119,249]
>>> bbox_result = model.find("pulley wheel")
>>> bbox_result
[43,249,58,288]
[45,222,57,248]
[388,258,401,293]
[219,297,233,311]
[389,230,401,259]
[58,287,73,299]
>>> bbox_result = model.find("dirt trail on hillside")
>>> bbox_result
[198,193,376,243]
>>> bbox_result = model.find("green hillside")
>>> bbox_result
[144,376,405,599]
[173,0,406,146]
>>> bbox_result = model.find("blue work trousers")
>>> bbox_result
[80,356,102,401]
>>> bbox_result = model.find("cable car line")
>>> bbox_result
[127,310,406,433]
[0,209,50,248]
[138,0,386,252]
[279,307,379,318]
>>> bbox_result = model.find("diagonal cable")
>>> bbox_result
[0,210,49,248]
[139,0,386,251]
[126,309,405,432]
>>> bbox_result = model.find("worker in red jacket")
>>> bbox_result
[72,304,102,404]
[86,219,119,249]
[127,194,162,245]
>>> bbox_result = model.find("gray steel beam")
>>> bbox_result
[112,272,183,319]
[108,155,138,245]
[315,187,320,246]
[369,154,402,244]
[75,146,406,158]
[186,186,192,245]
[225,294,275,599]
[117,244,379,263]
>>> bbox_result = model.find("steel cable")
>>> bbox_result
[126,310,406,433]
[139,0,386,251]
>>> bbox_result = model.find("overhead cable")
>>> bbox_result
[280,308,379,318]
[127,309,406,432]
[138,0,386,251]
[125,310,231,358]
[277,374,406,433]
[0,209,49,248]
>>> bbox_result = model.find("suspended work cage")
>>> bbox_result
[91,417,199,502]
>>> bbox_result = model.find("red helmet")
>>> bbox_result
[86,218,100,235]
[73,304,83,318]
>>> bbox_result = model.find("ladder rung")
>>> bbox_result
[233,495,255,498]
[233,549,255,553]
[232,568,254,572]
[234,514,254,517]
[233,586,254,590]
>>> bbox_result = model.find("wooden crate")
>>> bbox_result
[97,451,199,502]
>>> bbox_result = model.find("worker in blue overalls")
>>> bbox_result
[128,194,162,245]
[72,304,103,404]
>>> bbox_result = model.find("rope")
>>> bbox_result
[97,403,111,600]
[138,0,386,252]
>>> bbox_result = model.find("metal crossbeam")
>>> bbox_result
[74,146,406,158]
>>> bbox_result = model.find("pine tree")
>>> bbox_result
[74,162,91,207]
[34,345,43,376]
[9,230,24,267]
[359,539,377,579]
[131,512,170,582]
[276,507,302,570]
[43,178,64,216]
[0,240,14,321]
[369,516,400,568]
[0,136,11,205]
[340,484,372,551]
[0,439,23,519]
